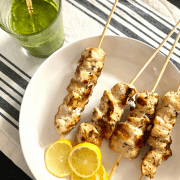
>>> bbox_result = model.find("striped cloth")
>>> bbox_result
[0,0,180,179]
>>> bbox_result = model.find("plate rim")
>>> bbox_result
[19,35,180,179]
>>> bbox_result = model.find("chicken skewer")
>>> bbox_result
[139,30,180,180]
[55,3,180,139]
[140,83,180,179]
[54,0,119,137]
[109,26,180,180]
[109,80,159,180]
[76,82,137,146]
[55,47,105,135]
[76,20,180,146]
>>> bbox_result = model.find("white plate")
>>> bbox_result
[20,35,180,180]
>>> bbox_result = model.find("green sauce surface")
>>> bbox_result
[11,0,58,34]
[10,0,64,57]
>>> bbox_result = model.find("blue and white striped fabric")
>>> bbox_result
[0,0,180,178]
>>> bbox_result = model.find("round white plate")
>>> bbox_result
[20,35,180,180]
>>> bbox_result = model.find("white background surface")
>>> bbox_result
[1,0,180,179]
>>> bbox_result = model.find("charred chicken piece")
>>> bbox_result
[76,122,103,147]
[135,91,159,115]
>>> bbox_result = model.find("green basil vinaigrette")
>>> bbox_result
[10,0,64,57]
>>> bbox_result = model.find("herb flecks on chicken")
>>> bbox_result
[76,83,137,146]
[141,91,180,179]
[55,47,105,135]
[109,91,159,159]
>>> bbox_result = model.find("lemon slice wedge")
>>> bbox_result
[68,142,102,178]
[71,164,108,180]
[44,139,72,177]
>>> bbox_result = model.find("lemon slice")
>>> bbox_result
[68,142,102,178]
[45,139,72,177]
[71,164,108,180]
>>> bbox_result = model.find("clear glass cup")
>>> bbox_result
[0,0,64,57]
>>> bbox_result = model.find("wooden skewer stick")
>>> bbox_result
[130,20,180,85]
[151,30,180,93]
[177,83,180,92]
[59,1,118,141]
[139,30,180,180]
[97,0,119,48]
[26,0,33,16]
[139,174,144,180]
[108,154,122,179]
[109,25,180,180]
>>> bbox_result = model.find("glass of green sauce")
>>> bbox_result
[0,0,64,57]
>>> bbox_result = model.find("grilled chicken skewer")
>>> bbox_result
[109,26,180,180]
[54,0,119,135]
[55,48,105,134]
[76,16,180,147]
[139,29,180,180]
[76,83,137,146]
[141,86,180,179]
[108,89,159,179]
[55,2,179,138]
[109,91,158,158]
[76,20,180,148]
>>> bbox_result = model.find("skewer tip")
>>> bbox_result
[177,83,180,92]
[108,153,122,180]
[139,174,144,180]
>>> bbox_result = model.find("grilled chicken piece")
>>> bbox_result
[111,82,137,107]
[155,106,177,130]
[109,122,144,159]
[126,107,150,132]
[147,136,172,154]
[99,90,123,123]
[135,91,159,114]
[109,91,158,159]
[92,90,124,139]
[141,90,180,178]
[113,123,144,148]
[109,115,150,159]
[142,150,163,179]
[76,83,137,146]
[161,91,180,112]
[76,122,103,146]
[55,47,105,135]
[110,134,139,159]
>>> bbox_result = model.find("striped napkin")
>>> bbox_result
[0,0,180,179]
